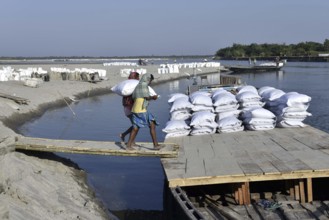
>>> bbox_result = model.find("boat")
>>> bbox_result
[187,74,242,95]
[228,60,285,73]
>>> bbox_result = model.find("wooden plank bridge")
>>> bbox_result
[15,136,179,158]
[161,125,329,205]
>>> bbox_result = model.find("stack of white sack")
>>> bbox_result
[266,92,312,128]
[0,66,19,81]
[259,86,286,107]
[162,120,191,138]
[236,85,264,109]
[190,111,217,135]
[212,88,240,118]
[189,91,214,112]
[168,93,193,121]
[111,79,157,96]
[217,116,244,133]
[211,88,243,133]
[240,107,277,131]
[120,68,147,77]
[162,93,193,138]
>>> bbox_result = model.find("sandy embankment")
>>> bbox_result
[0,63,219,219]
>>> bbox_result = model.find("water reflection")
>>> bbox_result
[168,80,179,92]
[277,70,284,81]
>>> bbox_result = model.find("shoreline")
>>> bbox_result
[0,63,220,219]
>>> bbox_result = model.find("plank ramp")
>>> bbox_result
[15,136,179,158]
[0,92,29,104]
[162,126,329,187]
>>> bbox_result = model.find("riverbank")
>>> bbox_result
[0,63,220,219]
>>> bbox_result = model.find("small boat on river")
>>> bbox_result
[228,60,286,73]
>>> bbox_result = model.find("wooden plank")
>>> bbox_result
[249,151,281,175]
[238,185,243,205]
[161,158,186,181]
[15,136,178,158]
[244,182,251,205]
[260,152,293,173]
[264,129,312,151]
[289,180,295,198]
[271,151,313,173]
[293,150,329,171]
[280,126,329,150]
[185,157,206,178]
[0,92,29,104]
[307,178,313,202]
[232,150,264,175]
[299,179,306,203]
[294,179,300,201]
[204,157,244,177]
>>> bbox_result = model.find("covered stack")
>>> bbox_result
[188,91,218,135]
[211,88,243,133]
[162,93,193,138]
[258,86,312,128]
[240,107,277,131]
[236,85,264,109]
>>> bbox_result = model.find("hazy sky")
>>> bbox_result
[1,0,328,57]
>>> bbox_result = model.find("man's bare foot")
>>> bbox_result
[119,133,125,142]
[126,146,135,151]
[154,144,165,150]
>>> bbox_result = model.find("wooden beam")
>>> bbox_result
[244,182,251,205]
[294,179,300,201]
[238,185,244,205]
[307,178,313,202]
[299,179,306,203]
[16,136,179,158]
[289,180,295,198]
[233,184,239,204]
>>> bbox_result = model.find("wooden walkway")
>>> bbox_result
[0,92,29,104]
[15,136,179,158]
[162,126,329,204]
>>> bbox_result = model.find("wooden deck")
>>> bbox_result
[162,126,329,204]
[15,136,179,158]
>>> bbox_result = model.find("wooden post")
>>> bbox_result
[299,179,306,203]
[238,184,244,205]
[307,178,313,202]
[294,179,300,201]
[233,184,239,204]
[244,182,251,205]
[289,180,295,198]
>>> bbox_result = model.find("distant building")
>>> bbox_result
[318,53,329,57]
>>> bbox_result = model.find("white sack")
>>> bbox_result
[236,91,261,102]
[162,120,190,133]
[170,98,194,113]
[237,85,258,94]
[168,93,189,103]
[190,111,216,126]
[258,86,275,96]
[111,79,139,96]
[165,130,191,138]
[241,107,276,119]
[170,110,192,121]
[189,94,213,106]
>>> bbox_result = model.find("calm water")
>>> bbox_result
[18,61,329,219]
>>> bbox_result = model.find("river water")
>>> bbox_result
[18,60,329,219]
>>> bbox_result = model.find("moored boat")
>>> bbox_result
[228,61,285,73]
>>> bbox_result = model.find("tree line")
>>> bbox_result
[215,39,329,59]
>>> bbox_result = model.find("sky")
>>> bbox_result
[1,0,328,57]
